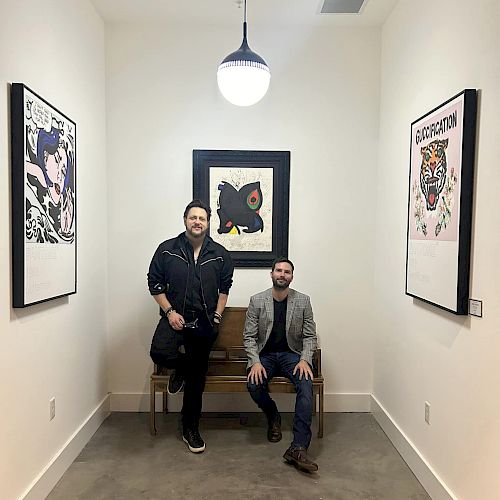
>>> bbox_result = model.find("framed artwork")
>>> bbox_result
[11,83,77,307]
[193,150,290,267]
[405,89,477,315]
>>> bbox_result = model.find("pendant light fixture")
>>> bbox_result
[217,0,271,106]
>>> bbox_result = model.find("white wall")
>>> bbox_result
[0,1,108,499]
[105,22,381,410]
[3,1,498,498]
[374,1,500,499]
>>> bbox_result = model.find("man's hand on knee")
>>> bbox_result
[247,362,267,385]
[293,360,313,381]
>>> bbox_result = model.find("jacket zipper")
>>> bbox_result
[198,246,213,326]
[180,247,189,315]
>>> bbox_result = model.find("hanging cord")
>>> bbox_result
[243,0,248,39]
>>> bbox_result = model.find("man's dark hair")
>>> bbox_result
[183,199,211,220]
[271,257,294,273]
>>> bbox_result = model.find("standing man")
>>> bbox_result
[243,258,318,472]
[148,200,234,453]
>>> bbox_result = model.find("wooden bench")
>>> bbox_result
[150,306,324,437]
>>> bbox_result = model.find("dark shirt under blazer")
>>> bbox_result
[243,288,317,369]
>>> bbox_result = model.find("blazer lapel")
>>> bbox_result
[286,289,296,331]
[264,288,274,335]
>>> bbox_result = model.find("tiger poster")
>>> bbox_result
[406,90,477,314]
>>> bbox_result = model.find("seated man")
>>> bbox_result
[243,258,318,472]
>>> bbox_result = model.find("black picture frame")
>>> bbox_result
[11,83,77,307]
[193,149,290,268]
[405,89,477,315]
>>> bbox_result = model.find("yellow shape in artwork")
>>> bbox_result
[229,227,239,235]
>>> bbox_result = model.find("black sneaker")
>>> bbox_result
[167,369,184,394]
[182,428,206,453]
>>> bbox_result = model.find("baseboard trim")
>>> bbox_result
[18,393,453,500]
[109,391,371,413]
[371,395,455,500]
[21,394,110,500]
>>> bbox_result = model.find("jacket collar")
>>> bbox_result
[264,287,296,301]
[264,287,296,331]
[175,232,213,256]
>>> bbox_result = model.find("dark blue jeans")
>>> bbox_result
[247,351,313,449]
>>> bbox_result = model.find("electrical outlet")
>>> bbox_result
[49,398,56,421]
[424,401,430,425]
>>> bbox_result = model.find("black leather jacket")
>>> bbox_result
[147,233,234,322]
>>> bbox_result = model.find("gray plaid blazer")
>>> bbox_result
[243,288,317,368]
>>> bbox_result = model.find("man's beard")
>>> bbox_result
[186,226,207,239]
[272,277,290,290]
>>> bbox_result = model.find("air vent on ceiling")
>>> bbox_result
[320,0,366,14]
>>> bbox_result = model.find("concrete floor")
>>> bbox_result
[48,412,430,500]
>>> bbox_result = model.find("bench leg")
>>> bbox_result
[163,391,168,414]
[150,379,157,436]
[318,384,324,438]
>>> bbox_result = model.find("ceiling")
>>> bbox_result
[90,0,399,27]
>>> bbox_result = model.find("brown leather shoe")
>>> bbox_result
[283,446,318,472]
[267,413,282,442]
